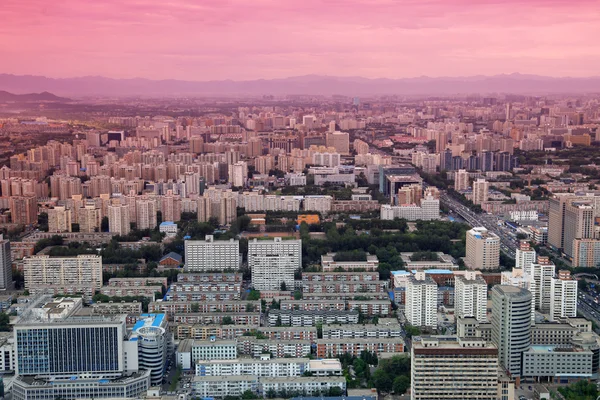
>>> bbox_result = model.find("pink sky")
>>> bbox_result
[2,0,599,81]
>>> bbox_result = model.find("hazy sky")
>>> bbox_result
[2,0,599,81]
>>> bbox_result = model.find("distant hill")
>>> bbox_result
[0,90,70,102]
[1,73,600,97]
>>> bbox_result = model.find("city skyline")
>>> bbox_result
[3,0,600,81]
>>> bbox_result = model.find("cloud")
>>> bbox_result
[1,0,599,80]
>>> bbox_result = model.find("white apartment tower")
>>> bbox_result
[108,202,131,236]
[406,272,438,328]
[249,238,301,291]
[515,241,536,270]
[454,169,470,191]
[472,178,489,205]
[465,227,500,270]
[526,256,555,313]
[185,235,240,272]
[455,272,488,322]
[549,270,578,321]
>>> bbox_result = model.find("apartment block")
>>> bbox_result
[406,272,438,328]
[465,227,500,270]
[411,336,498,400]
[267,310,359,327]
[184,235,240,271]
[23,255,103,299]
[316,338,404,358]
[249,238,301,291]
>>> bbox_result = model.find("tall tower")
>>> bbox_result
[0,235,12,290]
[491,285,532,380]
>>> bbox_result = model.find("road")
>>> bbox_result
[578,291,600,331]
[439,190,517,259]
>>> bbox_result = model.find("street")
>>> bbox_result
[440,191,518,259]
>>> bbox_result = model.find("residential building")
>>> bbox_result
[326,131,350,154]
[185,235,240,271]
[472,178,489,205]
[454,271,488,322]
[549,270,578,320]
[491,285,532,379]
[195,357,310,377]
[249,238,301,291]
[108,202,131,236]
[572,239,600,268]
[527,256,555,313]
[316,338,404,357]
[23,255,103,298]
[405,272,438,328]
[465,227,500,270]
[454,169,469,191]
[563,201,594,258]
[10,195,37,225]
[192,340,238,361]
[515,241,536,270]
[0,235,11,290]
[411,336,498,400]
[267,310,359,327]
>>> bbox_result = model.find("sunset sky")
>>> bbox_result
[2,0,599,81]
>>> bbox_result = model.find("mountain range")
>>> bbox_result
[1,73,600,97]
[0,90,70,102]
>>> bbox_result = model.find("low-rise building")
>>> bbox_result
[267,310,359,327]
[523,345,594,382]
[315,338,404,358]
[237,337,312,358]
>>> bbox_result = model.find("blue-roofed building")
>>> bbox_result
[159,221,178,238]
[129,313,170,386]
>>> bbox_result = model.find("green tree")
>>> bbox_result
[393,375,410,395]
[191,303,199,312]
[222,316,234,325]
[372,369,393,393]
[293,290,302,300]
[247,290,261,301]
[37,212,49,232]
[280,281,287,291]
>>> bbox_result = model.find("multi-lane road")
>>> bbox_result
[440,190,518,259]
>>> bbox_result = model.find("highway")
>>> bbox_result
[439,190,518,259]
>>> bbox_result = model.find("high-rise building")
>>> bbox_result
[411,336,498,400]
[563,201,594,258]
[465,227,500,270]
[249,238,301,291]
[161,190,182,223]
[405,272,438,328]
[548,194,577,252]
[136,198,157,230]
[77,205,101,233]
[526,256,555,313]
[108,202,131,236]
[491,285,532,379]
[0,235,12,290]
[185,235,240,272]
[454,272,488,322]
[500,268,536,323]
[10,195,37,225]
[325,131,350,155]
[12,298,155,400]
[197,196,211,223]
[48,206,72,233]
[23,255,103,298]
[228,162,247,188]
[549,270,578,321]
[572,238,600,268]
[454,169,470,191]
[472,178,489,205]
[515,241,536,270]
